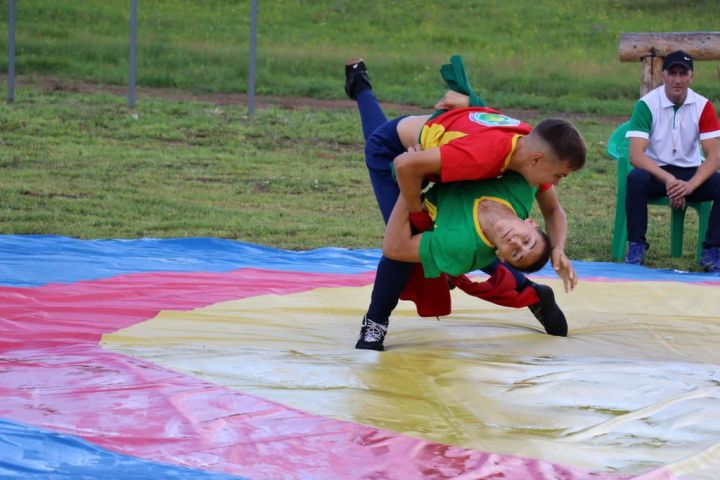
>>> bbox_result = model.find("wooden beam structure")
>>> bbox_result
[619,32,720,96]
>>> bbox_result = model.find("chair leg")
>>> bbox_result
[612,200,627,260]
[697,203,711,262]
[669,208,686,258]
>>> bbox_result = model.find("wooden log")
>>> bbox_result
[640,56,663,96]
[619,32,720,62]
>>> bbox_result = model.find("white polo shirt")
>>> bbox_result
[626,86,720,167]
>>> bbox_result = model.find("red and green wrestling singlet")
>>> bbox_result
[421,107,532,182]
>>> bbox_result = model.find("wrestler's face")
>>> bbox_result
[526,156,574,187]
[494,218,547,270]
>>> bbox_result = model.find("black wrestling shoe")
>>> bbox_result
[527,283,568,337]
[344,59,372,100]
[355,315,387,351]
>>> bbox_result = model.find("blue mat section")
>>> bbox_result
[554,260,720,282]
[0,418,247,480]
[0,235,717,287]
[0,235,381,287]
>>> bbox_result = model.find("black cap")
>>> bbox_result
[662,50,693,71]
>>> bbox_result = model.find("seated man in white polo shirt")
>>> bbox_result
[624,50,720,271]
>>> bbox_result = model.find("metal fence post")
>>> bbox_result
[128,0,138,109]
[247,0,257,116]
[7,0,16,103]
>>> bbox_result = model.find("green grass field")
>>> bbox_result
[1,0,719,271]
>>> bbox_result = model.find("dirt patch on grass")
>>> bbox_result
[16,75,624,123]
[23,75,420,112]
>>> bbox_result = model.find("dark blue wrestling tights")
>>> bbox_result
[355,89,415,324]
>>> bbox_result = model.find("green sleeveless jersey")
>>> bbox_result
[419,171,537,278]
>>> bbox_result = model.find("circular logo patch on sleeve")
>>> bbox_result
[468,111,521,127]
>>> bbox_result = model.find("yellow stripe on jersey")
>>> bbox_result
[472,196,517,248]
[504,134,522,170]
[420,123,468,149]
[424,198,438,221]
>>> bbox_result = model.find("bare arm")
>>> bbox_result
[628,137,675,182]
[630,136,720,208]
[433,90,470,111]
[629,137,688,208]
[382,195,422,262]
[393,147,442,213]
[679,137,720,194]
[535,188,577,292]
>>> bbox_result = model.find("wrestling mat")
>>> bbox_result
[1,235,719,479]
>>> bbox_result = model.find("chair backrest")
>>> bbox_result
[607,121,633,185]
[606,121,631,163]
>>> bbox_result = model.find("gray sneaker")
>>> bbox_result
[355,315,387,351]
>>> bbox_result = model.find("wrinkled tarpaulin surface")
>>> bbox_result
[1,235,719,479]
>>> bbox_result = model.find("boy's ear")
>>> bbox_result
[495,249,506,262]
[530,151,543,166]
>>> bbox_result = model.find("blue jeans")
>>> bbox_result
[626,165,720,247]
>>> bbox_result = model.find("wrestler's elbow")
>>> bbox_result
[396,152,425,177]
[382,236,401,260]
[393,154,411,177]
[384,231,417,261]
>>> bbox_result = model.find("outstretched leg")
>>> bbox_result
[346,59,414,350]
